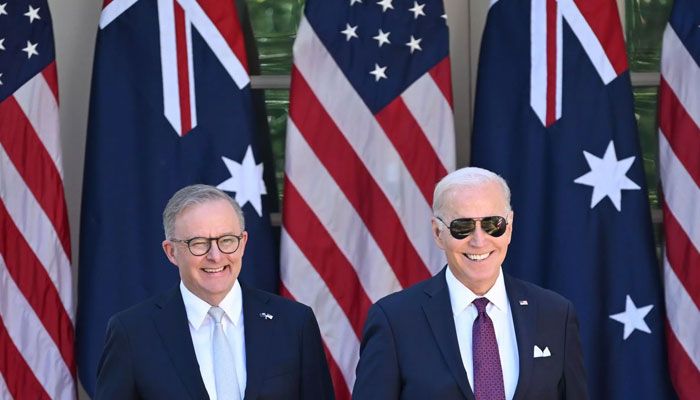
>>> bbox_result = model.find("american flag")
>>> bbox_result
[472,0,675,398]
[0,0,76,399]
[280,0,454,397]
[658,0,700,398]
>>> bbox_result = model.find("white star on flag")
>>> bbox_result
[377,0,394,12]
[350,0,362,5]
[370,63,387,81]
[609,295,653,340]
[0,73,3,85]
[406,35,422,54]
[341,24,358,41]
[25,5,41,23]
[409,1,426,19]
[373,29,391,47]
[0,3,7,16]
[573,140,640,211]
[217,146,267,217]
[0,38,5,50]
[22,41,39,59]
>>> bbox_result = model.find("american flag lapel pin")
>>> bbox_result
[519,300,528,306]
[259,312,274,320]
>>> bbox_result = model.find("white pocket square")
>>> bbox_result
[533,345,551,358]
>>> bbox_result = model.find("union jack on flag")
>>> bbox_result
[0,1,76,398]
[281,0,454,397]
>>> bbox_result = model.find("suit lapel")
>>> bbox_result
[505,275,536,400]
[422,269,474,400]
[152,286,210,400]
[241,283,273,400]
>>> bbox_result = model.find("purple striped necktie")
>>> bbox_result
[472,297,506,400]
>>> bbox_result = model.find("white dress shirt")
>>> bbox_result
[446,267,519,400]
[180,280,246,400]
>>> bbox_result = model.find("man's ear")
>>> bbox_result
[162,240,178,266]
[431,218,446,250]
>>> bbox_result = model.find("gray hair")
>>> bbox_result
[163,184,245,239]
[432,167,512,218]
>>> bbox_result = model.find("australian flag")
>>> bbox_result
[76,0,279,395]
[471,0,676,398]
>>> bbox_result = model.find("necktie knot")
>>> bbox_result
[473,297,489,314]
[208,306,225,324]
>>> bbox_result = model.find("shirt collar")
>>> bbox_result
[179,280,243,330]
[446,266,508,316]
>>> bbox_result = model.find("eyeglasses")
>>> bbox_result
[436,215,509,239]
[169,234,243,256]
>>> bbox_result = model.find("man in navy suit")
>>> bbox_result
[96,184,334,400]
[353,167,588,400]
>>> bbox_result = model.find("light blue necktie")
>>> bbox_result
[208,306,241,400]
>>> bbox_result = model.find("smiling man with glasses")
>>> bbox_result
[96,184,334,400]
[353,167,588,400]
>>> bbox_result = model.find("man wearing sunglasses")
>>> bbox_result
[353,167,587,400]
[96,184,334,399]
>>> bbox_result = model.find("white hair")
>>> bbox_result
[432,167,512,218]
[163,184,245,239]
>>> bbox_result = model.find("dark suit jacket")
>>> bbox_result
[352,268,588,400]
[95,282,335,400]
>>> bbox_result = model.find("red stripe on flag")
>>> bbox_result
[663,204,700,311]
[573,0,628,75]
[666,321,700,399]
[102,0,114,9]
[198,0,249,72]
[41,62,60,105]
[174,1,192,134]
[280,284,352,400]
[428,56,453,108]
[283,179,370,339]
[375,97,447,204]
[0,317,51,399]
[658,78,700,187]
[545,0,557,127]
[0,202,76,376]
[289,67,432,287]
[0,96,71,258]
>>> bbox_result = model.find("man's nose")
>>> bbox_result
[468,222,487,246]
[206,240,223,260]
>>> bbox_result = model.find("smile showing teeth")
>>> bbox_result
[465,253,490,261]
[203,265,226,273]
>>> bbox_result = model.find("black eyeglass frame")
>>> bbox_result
[435,214,510,239]
[169,234,244,256]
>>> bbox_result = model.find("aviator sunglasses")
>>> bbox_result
[436,215,509,239]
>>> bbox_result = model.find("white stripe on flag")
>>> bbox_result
[158,0,182,136]
[0,144,73,320]
[13,73,63,177]
[293,16,444,274]
[529,0,547,126]
[179,0,250,89]
[0,254,75,400]
[281,229,359,392]
[185,12,197,129]
[555,3,563,121]
[659,131,700,253]
[285,120,402,302]
[661,25,700,128]
[401,73,455,172]
[560,0,617,84]
[664,254,700,371]
[99,0,139,29]
[0,369,9,400]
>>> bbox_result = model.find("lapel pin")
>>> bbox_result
[259,312,274,320]
[519,300,528,306]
